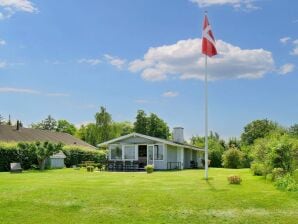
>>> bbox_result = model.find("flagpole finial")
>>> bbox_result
[204,10,208,15]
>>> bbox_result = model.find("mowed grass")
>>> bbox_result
[0,168,297,224]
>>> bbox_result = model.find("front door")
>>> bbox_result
[138,145,147,168]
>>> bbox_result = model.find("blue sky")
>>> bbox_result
[0,0,297,140]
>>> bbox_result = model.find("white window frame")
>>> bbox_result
[123,144,137,161]
[154,144,164,161]
[109,144,122,160]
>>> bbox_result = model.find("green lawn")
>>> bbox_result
[0,168,297,224]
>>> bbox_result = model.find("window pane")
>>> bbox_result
[110,145,122,160]
[154,145,163,160]
[124,145,135,160]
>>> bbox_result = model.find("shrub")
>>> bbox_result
[271,168,285,181]
[0,142,37,171]
[227,175,242,184]
[62,146,107,167]
[293,169,298,182]
[0,141,106,172]
[274,174,298,192]
[87,166,94,172]
[250,162,265,176]
[145,165,154,174]
[222,147,244,169]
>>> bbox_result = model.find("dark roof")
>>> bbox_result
[0,125,96,149]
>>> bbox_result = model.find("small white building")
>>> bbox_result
[46,151,66,169]
[98,127,204,170]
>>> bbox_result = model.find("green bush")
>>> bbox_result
[227,175,242,184]
[145,165,154,174]
[62,146,106,167]
[293,169,298,182]
[250,162,265,176]
[0,141,106,172]
[222,147,244,169]
[271,168,285,181]
[274,174,298,192]
[0,142,37,171]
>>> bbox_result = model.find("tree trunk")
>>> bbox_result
[38,159,46,170]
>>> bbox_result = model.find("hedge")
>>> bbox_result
[0,142,107,172]
[0,142,37,171]
[62,146,107,167]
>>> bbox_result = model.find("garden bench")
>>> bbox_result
[10,163,23,173]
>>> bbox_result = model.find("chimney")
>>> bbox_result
[173,127,184,143]
[16,120,20,131]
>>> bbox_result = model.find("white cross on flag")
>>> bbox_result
[202,15,217,57]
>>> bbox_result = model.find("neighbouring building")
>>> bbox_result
[0,124,96,168]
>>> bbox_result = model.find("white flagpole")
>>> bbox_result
[204,52,208,180]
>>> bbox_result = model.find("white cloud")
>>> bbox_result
[78,58,101,66]
[0,39,6,45]
[135,99,149,104]
[190,0,259,11]
[129,38,275,81]
[104,54,126,69]
[0,0,37,13]
[290,39,298,56]
[162,91,179,97]
[278,63,295,75]
[0,0,37,20]
[280,37,291,44]
[0,87,40,94]
[46,92,70,97]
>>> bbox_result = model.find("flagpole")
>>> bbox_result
[204,10,209,180]
[204,52,208,180]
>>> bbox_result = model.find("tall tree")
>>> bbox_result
[6,115,12,126]
[32,115,57,131]
[147,113,170,139]
[289,124,298,137]
[241,119,278,145]
[134,110,148,135]
[112,121,134,136]
[56,120,77,135]
[95,106,113,143]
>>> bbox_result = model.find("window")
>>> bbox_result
[124,145,135,160]
[154,145,163,160]
[110,145,122,160]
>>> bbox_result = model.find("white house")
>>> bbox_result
[98,127,204,170]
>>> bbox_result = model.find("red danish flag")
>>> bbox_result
[202,15,217,57]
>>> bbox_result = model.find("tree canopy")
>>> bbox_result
[134,110,170,139]
[241,119,278,145]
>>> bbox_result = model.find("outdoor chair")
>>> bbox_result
[108,161,115,171]
[124,161,133,171]
[10,163,23,173]
[133,161,139,171]
[115,161,124,171]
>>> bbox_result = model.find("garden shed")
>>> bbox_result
[46,151,66,169]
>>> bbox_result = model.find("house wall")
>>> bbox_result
[184,148,192,168]
[107,135,203,170]
[167,145,178,162]
[47,158,65,169]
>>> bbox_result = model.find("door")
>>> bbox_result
[147,145,154,165]
[138,145,147,168]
